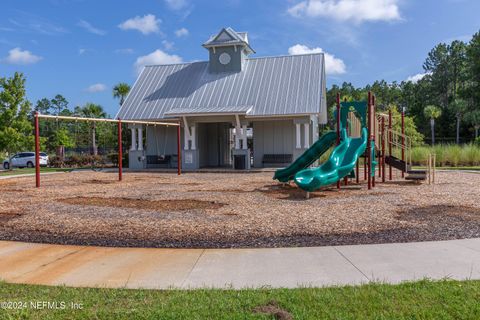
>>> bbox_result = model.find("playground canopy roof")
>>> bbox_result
[116,53,326,121]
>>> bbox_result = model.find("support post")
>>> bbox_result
[130,128,136,151]
[137,127,143,151]
[336,93,341,189]
[356,160,359,184]
[388,110,392,181]
[364,158,367,180]
[35,112,40,188]
[382,117,386,183]
[367,92,372,190]
[401,108,405,178]
[177,122,181,175]
[118,119,123,181]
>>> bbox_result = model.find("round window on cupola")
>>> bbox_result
[219,52,231,65]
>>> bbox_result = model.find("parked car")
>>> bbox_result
[2,152,48,169]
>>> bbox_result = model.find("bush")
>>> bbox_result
[48,155,64,168]
[107,153,120,167]
[63,154,105,168]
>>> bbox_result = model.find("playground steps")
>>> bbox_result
[385,155,410,172]
[405,170,427,181]
[385,155,427,181]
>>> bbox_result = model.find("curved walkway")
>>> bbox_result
[0,239,479,289]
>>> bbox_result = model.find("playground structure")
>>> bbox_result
[274,92,433,196]
[33,112,181,187]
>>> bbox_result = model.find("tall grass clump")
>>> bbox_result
[461,144,480,166]
[410,144,480,167]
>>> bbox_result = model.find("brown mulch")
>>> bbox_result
[0,170,479,248]
[58,197,225,211]
[253,301,293,320]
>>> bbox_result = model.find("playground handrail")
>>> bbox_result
[386,128,412,170]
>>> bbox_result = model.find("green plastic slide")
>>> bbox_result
[273,131,337,183]
[294,128,368,192]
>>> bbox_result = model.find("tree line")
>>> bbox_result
[326,30,480,145]
[0,72,131,159]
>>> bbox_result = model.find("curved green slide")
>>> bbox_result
[294,128,368,192]
[273,131,337,183]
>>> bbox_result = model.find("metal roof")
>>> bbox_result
[165,105,252,116]
[202,27,254,54]
[116,53,326,120]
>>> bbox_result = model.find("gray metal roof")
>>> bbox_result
[202,27,254,54]
[116,53,326,120]
[165,105,252,116]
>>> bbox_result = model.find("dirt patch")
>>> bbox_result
[253,300,293,320]
[0,210,23,222]
[397,205,480,224]
[84,179,117,185]
[58,197,225,212]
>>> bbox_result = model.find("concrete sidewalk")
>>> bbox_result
[0,239,479,289]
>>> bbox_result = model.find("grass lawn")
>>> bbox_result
[0,280,479,319]
[0,167,73,177]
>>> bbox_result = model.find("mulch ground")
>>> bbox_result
[0,170,479,248]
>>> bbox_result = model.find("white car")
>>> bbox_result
[2,152,48,170]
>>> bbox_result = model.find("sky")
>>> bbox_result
[0,0,479,116]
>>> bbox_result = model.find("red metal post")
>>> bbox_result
[367,92,372,190]
[401,108,405,178]
[388,110,392,181]
[117,119,122,181]
[382,117,386,183]
[177,122,181,175]
[34,112,40,188]
[336,93,341,189]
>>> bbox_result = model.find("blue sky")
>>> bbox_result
[1,0,479,116]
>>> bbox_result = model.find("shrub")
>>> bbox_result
[108,153,119,167]
[48,155,64,168]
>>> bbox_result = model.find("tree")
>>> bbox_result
[424,105,442,145]
[51,94,69,115]
[75,103,106,155]
[34,98,52,114]
[450,98,468,144]
[113,83,131,106]
[465,109,480,139]
[0,72,35,157]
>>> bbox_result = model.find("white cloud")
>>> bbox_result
[406,72,431,83]
[85,83,107,93]
[2,47,42,65]
[175,27,189,37]
[134,49,182,74]
[118,14,161,35]
[288,44,346,75]
[287,0,401,24]
[77,19,106,36]
[79,48,86,55]
[165,0,188,10]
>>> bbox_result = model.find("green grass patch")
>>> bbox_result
[0,280,479,319]
[0,167,72,177]
[410,144,480,167]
